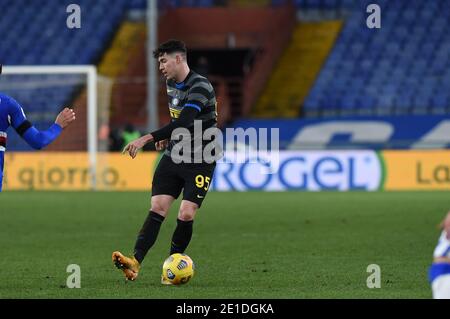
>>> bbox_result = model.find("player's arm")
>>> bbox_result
[155,139,168,151]
[150,81,209,142]
[123,107,199,159]
[124,82,209,158]
[8,96,75,150]
[151,105,200,142]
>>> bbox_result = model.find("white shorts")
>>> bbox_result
[432,274,450,299]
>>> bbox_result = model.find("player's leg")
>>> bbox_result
[113,155,183,280]
[170,200,198,255]
[112,195,173,281]
[133,195,175,263]
[432,273,450,299]
[0,159,3,192]
[169,163,216,255]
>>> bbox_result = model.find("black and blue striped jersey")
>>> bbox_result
[162,70,218,161]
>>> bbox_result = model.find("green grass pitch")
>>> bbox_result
[0,191,446,298]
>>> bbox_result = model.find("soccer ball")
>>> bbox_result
[161,253,195,285]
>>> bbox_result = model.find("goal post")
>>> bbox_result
[1,65,98,189]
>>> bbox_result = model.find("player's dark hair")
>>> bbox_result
[153,39,187,59]
[0,64,2,75]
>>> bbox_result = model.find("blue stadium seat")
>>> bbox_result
[430,94,449,114]
[302,0,450,116]
[0,0,130,150]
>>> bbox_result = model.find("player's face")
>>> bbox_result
[158,53,179,80]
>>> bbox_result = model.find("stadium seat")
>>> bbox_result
[0,0,129,150]
[302,0,450,116]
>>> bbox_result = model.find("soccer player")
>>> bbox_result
[429,211,450,299]
[0,64,76,191]
[112,40,219,282]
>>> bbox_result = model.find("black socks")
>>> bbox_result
[134,211,165,264]
[133,212,194,263]
[170,219,194,255]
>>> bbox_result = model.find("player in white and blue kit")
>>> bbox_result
[0,64,76,191]
[429,211,450,299]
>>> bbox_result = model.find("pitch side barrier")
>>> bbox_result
[3,150,450,191]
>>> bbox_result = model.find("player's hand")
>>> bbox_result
[123,134,153,159]
[155,139,169,151]
[55,107,76,129]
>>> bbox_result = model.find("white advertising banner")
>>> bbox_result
[211,151,383,191]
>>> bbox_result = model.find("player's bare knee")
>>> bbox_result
[150,195,175,216]
[178,206,197,221]
[151,205,167,216]
[151,200,169,216]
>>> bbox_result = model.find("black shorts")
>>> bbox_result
[151,155,216,207]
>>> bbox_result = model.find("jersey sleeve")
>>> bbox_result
[5,95,62,149]
[151,107,198,142]
[184,80,212,112]
[6,95,28,130]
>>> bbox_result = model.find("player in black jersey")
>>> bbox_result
[112,40,220,282]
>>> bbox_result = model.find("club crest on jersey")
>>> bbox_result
[172,98,179,106]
